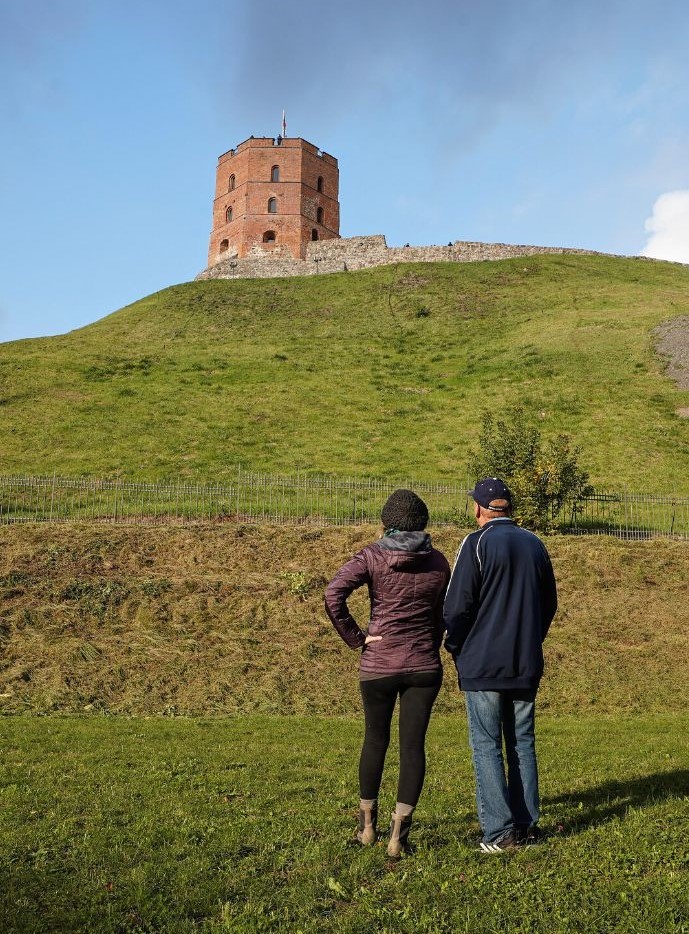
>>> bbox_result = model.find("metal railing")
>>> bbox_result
[1,472,688,539]
[0,471,472,528]
[560,490,689,539]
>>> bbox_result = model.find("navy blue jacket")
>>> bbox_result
[443,519,557,691]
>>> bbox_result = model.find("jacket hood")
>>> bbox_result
[376,532,432,556]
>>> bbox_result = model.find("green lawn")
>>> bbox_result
[0,714,687,933]
[2,256,689,489]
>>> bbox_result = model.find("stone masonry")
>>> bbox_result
[196,234,620,281]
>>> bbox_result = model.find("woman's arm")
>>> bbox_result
[324,550,371,649]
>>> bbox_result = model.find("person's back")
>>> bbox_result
[444,518,557,690]
[325,489,450,857]
[326,529,449,675]
[444,477,557,853]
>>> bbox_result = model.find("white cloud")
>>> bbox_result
[640,190,689,263]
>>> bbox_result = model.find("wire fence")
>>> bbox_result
[0,471,472,528]
[557,490,689,539]
[1,472,689,539]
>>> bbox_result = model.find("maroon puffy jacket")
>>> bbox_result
[324,531,451,675]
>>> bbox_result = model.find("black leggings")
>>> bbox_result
[359,670,443,807]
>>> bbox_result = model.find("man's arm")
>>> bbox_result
[324,551,371,649]
[443,535,481,656]
[431,559,451,649]
[540,549,558,640]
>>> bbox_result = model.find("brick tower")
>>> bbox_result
[207,136,340,265]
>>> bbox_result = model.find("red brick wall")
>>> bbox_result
[207,137,340,263]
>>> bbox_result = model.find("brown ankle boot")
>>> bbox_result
[387,812,413,858]
[356,802,377,845]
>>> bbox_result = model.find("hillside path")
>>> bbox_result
[655,316,689,416]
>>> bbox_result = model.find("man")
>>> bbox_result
[444,477,557,853]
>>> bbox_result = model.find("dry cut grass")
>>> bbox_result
[1,522,688,717]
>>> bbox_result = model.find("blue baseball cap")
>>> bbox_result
[469,477,513,511]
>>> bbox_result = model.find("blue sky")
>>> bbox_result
[1,0,689,343]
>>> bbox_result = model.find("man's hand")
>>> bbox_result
[364,635,383,645]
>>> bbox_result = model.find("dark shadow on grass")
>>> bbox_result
[545,768,689,835]
[417,812,477,849]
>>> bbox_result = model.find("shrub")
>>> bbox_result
[467,407,592,531]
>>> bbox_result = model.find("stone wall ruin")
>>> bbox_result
[196,235,619,281]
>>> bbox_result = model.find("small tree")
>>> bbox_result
[467,407,592,531]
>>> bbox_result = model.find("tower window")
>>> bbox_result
[311,229,319,241]
[317,176,324,193]
[316,206,324,224]
[229,174,236,190]
[219,239,229,252]
[271,165,280,182]
[226,206,233,223]
[267,197,278,213]
[263,231,276,243]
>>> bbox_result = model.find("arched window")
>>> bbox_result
[226,206,233,223]
[317,176,324,193]
[267,197,277,213]
[263,231,276,243]
[316,206,324,224]
[228,174,236,191]
[271,165,280,182]
[219,239,229,252]
[311,229,319,241]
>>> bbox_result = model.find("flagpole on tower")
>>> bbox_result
[282,109,287,139]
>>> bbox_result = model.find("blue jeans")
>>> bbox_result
[464,689,540,843]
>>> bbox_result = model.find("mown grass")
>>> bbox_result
[1,523,688,717]
[1,256,689,489]
[0,713,687,933]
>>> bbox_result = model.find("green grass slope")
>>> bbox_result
[2,255,689,489]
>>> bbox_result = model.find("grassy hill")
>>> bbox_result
[2,255,689,489]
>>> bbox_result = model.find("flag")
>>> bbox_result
[282,110,287,138]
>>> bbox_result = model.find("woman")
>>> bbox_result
[324,489,450,857]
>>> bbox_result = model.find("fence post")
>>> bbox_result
[49,472,56,522]
[235,465,241,520]
[670,498,676,537]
